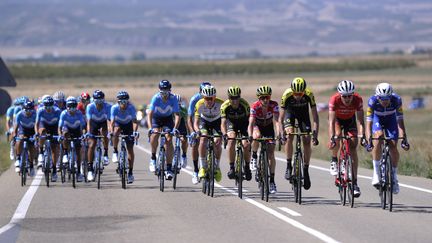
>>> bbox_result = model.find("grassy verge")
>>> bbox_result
[0,117,12,175]
[9,58,415,79]
[312,110,432,179]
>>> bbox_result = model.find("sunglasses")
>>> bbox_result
[118,100,128,104]
[341,94,353,98]
[259,96,270,100]
[94,99,104,104]
[229,96,240,100]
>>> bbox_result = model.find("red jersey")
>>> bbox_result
[250,100,279,127]
[77,103,86,115]
[329,92,363,120]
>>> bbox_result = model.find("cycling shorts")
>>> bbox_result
[283,111,311,133]
[372,115,398,140]
[90,120,108,136]
[152,115,174,131]
[226,119,249,137]
[335,115,357,137]
[254,124,275,139]
[199,118,221,135]
[178,118,188,136]
[115,121,134,146]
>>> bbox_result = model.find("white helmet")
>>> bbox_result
[375,83,393,97]
[201,85,216,97]
[337,80,355,95]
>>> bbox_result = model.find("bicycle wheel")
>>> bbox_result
[292,156,298,203]
[262,150,269,202]
[70,149,76,189]
[210,151,215,198]
[172,145,180,190]
[339,159,347,206]
[44,150,50,187]
[258,153,264,201]
[96,147,102,189]
[20,150,27,187]
[237,147,244,199]
[120,147,127,189]
[379,158,387,210]
[387,157,393,212]
[346,156,354,208]
[158,148,165,192]
[297,154,303,205]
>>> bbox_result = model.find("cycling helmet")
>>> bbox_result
[337,80,355,95]
[201,85,217,97]
[227,86,241,97]
[199,81,212,92]
[256,85,272,97]
[93,90,105,100]
[81,92,90,101]
[291,77,307,93]
[117,90,130,100]
[375,83,393,97]
[66,96,78,108]
[53,91,66,101]
[43,96,55,107]
[23,101,34,110]
[13,98,20,106]
[159,80,172,91]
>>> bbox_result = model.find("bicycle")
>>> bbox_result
[116,134,137,189]
[91,135,106,189]
[224,133,249,199]
[172,134,186,190]
[253,137,275,202]
[286,127,312,205]
[39,134,59,187]
[200,133,221,198]
[63,136,83,189]
[371,136,405,212]
[16,136,36,187]
[332,135,355,207]
[149,130,171,192]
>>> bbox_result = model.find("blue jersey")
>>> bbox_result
[111,103,136,125]
[149,93,179,118]
[36,106,62,126]
[188,92,202,116]
[15,110,36,133]
[6,105,15,124]
[366,94,403,122]
[86,102,111,123]
[59,110,86,131]
[13,106,23,117]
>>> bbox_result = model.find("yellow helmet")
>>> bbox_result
[291,77,307,92]
[227,86,241,97]
[256,85,272,97]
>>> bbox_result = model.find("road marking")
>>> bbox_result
[137,145,339,243]
[0,170,43,235]
[278,207,302,217]
[275,157,432,194]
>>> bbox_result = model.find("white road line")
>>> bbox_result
[278,207,302,217]
[137,145,339,243]
[274,157,432,194]
[0,170,43,235]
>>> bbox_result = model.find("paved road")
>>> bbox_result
[0,131,431,243]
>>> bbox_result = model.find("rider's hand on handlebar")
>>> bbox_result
[401,137,410,151]
[328,137,336,149]
[133,131,140,139]
[366,137,374,152]
[360,134,368,147]
[312,130,319,146]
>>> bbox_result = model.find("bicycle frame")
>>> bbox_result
[117,134,137,189]
[92,135,105,189]
[201,134,221,198]
[17,136,35,187]
[172,134,185,190]
[334,135,355,207]
[254,137,274,202]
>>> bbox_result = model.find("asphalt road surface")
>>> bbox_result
[1,130,431,243]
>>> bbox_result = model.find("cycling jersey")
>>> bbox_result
[194,97,224,122]
[59,110,86,132]
[6,105,15,127]
[86,102,111,122]
[188,92,202,116]
[15,110,36,136]
[220,98,250,121]
[367,93,403,139]
[13,106,23,119]
[111,103,137,126]
[329,92,363,120]
[36,106,61,127]
[77,103,86,115]
[250,100,279,127]
[149,93,179,118]
[280,87,316,113]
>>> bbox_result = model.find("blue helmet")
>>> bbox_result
[23,101,34,110]
[199,81,212,92]
[43,96,55,107]
[66,96,78,108]
[13,98,20,106]
[93,90,105,100]
[117,90,130,100]
[159,80,172,91]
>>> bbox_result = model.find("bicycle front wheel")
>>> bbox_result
[236,147,244,199]
[210,151,215,198]
[387,157,393,212]
[120,148,127,189]
[96,147,102,190]
[262,151,270,202]
[158,148,165,192]
[346,156,354,208]
[172,145,180,190]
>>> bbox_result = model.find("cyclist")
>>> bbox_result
[78,92,91,115]
[366,83,410,194]
[187,81,212,184]
[35,96,62,181]
[279,77,319,191]
[173,94,189,169]
[58,97,87,182]
[13,100,37,176]
[86,90,111,181]
[13,96,30,120]
[248,85,280,194]
[194,85,224,182]
[148,80,180,180]
[328,80,366,197]
[221,86,252,181]
[53,91,66,111]
[6,98,19,160]
[110,91,139,184]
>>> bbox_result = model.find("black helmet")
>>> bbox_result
[159,80,172,91]
[43,96,55,107]
[23,101,34,110]
[66,96,78,108]
[117,90,130,100]
[93,90,105,100]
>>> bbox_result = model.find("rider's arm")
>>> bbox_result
[328,110,336,138]
[278,108,285,137]
[397,119,407,138]
[221,117,227,135]
[193,114,200,132]
[35,110,40,135]
[147,109,153,130]
[13,115,18,137]
[248,116,255,137]
[311,105,319,134]
[356,109,365,136]
[173,112,180,129]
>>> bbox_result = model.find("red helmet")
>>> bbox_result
[81,92,90,101]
